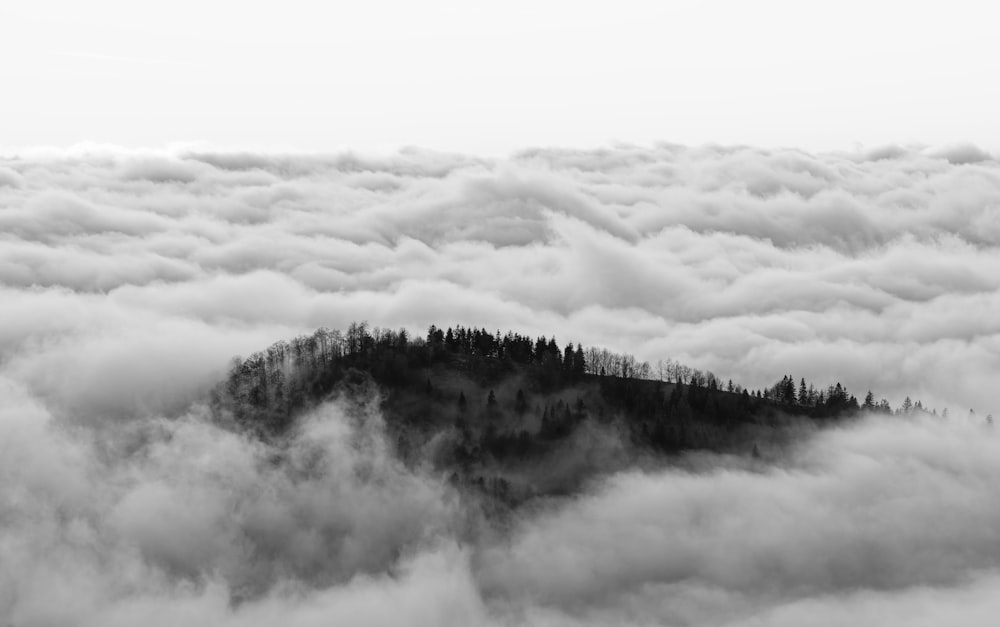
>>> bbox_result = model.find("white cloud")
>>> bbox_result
[0,378,477,626]
[2,141,1000,623]
[5,369,1000,625]
[3,143,999,415]
[476,414,1000,625]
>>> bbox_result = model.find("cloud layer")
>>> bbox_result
[2,142,998,417]
[2,142,1000,624]
[4,375,1000,626]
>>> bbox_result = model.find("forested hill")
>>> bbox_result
[211,323,925,504]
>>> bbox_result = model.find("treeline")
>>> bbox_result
[213,321,990,507]
[217,321,928,434]
[218,322,716,425]
[759,374,958,418]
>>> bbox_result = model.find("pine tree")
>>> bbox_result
[864,390,875,409]
[515,389,527,414]
[573,344,586,377]
[563,342,575,372]
[902,396,913,414]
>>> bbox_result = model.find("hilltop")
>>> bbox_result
[211,323,887,505]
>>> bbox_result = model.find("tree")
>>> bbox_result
[547,338,561,364]
[863,390,875,409]
[515,389,527,414]
[534,336,547,361]
[350,321,372,355]
[638,361,652,380]
[573,345,586,378]
[427,325,444,347]
[901,396,913,414]
[563,342,575,372]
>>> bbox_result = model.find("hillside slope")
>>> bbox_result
[211,323,868,505]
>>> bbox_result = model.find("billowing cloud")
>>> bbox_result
[4,371,1000,625]
[3,142,998,416]
[0,165,24,188]
[478,414,1000,625]
[0,377,478,626]
[2,141,1000,624]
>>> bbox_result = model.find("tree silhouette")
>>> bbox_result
[515,389,528,414]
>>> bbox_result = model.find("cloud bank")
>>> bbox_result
[1,142,998,417]
[2,141,1000,625]
[4,376,1000,626]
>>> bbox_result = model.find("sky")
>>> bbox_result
[2,0,998,154]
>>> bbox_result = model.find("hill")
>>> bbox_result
[211,323,873,506]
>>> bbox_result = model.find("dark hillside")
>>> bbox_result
[212,323,870,505]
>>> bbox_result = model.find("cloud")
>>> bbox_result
[0,165,23,188]
[5,366,1000,625]
[3,142,1000,416]
[118,156,207,183]
[926,143,995,165]
[475,414,1000,625]
[2,140,1000,622]
[0,377,479,626]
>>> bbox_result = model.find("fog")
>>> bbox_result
[4,372,1000,626]
[2,142,999,624]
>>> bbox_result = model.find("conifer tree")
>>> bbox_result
[864,390,875,409]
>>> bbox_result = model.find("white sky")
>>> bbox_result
[1,0,997,154]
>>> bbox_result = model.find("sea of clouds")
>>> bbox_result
[4,377,1000,626]
[2,142,1000,625]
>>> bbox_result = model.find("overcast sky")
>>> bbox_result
[2,0,997,155]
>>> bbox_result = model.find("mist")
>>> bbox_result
[4,367,1000,626]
